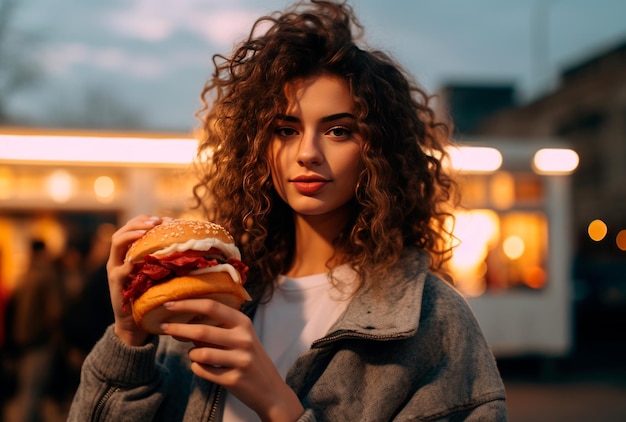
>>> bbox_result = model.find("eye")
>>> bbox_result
[275,127,299,138]
[326,126,352,139]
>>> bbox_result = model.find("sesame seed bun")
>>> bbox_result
[125,219,236,263]
[124,219,250,334]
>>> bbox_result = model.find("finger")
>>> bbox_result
[161,307,253,351]
[188,345,249,370]
[110,230,150,264]
[187,343,259,390]
[113,214,162,247]
[161,318,252,351]
[189,360,239,387]
[115,214,162,240]
[163,298,247,329]
[107,215,162,269]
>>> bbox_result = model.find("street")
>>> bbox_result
[501,347,626,422]
[506,379,626,422]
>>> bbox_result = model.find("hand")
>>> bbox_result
[107,214,163,346]
[161,299,305,422]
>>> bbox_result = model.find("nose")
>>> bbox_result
[296,131,324,167]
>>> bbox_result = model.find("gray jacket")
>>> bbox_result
[68,248,507,421]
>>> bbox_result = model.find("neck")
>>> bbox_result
[286,211,348,278]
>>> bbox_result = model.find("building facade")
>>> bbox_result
[439,40,626,345]
[477,41,626,259]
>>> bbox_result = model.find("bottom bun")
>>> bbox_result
[132,272,248,335]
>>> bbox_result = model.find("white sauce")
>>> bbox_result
[153,238,241,260]
[190,263,242,284]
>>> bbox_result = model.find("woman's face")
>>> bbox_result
[268,73,363,220]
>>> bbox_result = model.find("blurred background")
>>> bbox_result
[1,0,625,421]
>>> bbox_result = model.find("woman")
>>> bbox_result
[68,1,507,420]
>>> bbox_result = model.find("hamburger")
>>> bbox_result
[122,218,250,334]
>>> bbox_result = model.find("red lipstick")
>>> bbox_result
[291,175,329,195]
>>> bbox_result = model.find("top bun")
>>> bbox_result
[125,219,235,263]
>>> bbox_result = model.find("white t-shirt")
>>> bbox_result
[221,265,356,421]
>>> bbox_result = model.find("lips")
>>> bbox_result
[291,175,330,195]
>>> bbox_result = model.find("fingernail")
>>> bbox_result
[160,323,169,331]
[164,301,174,308]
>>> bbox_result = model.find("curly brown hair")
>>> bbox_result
[192,0,458,301]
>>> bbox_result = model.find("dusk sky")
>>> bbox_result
[6,0,626,132]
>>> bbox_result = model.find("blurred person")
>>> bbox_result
[63,224,115,357]
[0,259,11,351]
[49,243,89,410]
[80,223,117,350]
[54,245,86,304]
[0,264,8,348]
[1,261,17,414]
[60,232,115,408]
[10,239,65,422]
[82,223,116,275]
[68,1,507,420]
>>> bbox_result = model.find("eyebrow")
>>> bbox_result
[275,112,356,123]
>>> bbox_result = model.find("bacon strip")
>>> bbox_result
[122,248,248,313]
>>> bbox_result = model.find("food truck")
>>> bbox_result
[0,129,578,357]
[446,138,579,357]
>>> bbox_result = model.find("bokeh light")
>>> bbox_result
[523,266,547,289]
[45,170,76,203]
[94,176,115,203]
[448,146,503,173]
[588,219,608,241]
[503,235,525,260]
[533,148,580,174]
[616,230,626,251]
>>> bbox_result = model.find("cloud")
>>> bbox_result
[103,0,266,47]
[186,9,264,48]
[41,43,90,74]
[40,43,210,79]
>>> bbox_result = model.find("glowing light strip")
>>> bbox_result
[533,148,579,174]
[0,133,199,166]
[448,146,503,173]
[1,133,578,176]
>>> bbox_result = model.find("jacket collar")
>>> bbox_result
[314,248,430,345]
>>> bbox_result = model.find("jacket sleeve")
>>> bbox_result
[67,325,166,422]
[297,409,317,422]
